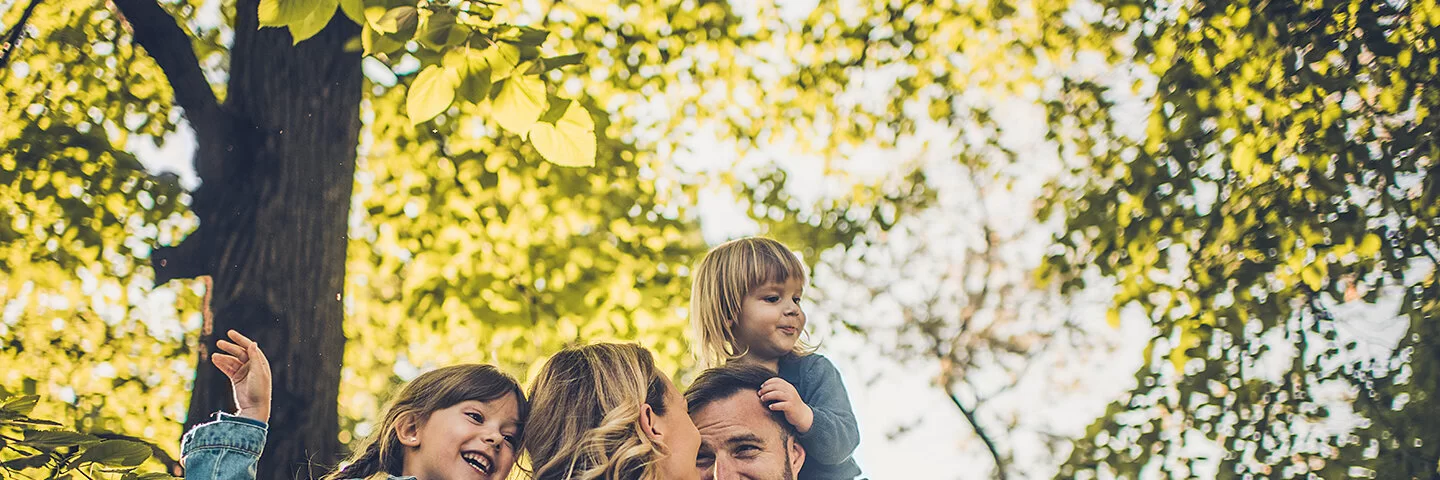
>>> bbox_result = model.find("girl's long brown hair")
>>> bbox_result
[324,364,528,480]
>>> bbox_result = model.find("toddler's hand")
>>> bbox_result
[759,378,813,434]
[211,330,272,423]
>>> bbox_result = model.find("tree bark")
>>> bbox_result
[115,0,362,477]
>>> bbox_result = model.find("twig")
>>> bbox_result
[0,0,42,72]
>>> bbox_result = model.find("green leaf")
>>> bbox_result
[1,395,39,415]
[287,0,340,45]
[2,454,51,470]
[491,72,545,134]
[528,99,596,167]
[75,440,152,467]
[1357,233,1382,257]
[257,0,317,27]
[443,47,492,103]
[372,6,417,35]
[407,65,459,125]
[22,430,100,449]
[539,53,584,72]
[419,9,463,50]
[362,24,407,56]
[484,42,521,80]
[1301,264,1324,290]
[504,26,549,47]
[338,0,364,24]
[457,66,492,104]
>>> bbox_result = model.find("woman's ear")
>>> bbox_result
[638,403,663,441]
[396,413,422,448]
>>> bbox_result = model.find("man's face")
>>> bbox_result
[690,392,806,480]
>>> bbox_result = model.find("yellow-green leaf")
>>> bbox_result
[1358,233,1382,256]
[1300,264,1325,290]
[492,72,545,134]
[407,65,459,125]
[372,6,417,35]
[288,0,340,45]
[257,0,317,27]
[1106,308,1121,328]
[362,24,406,56]
[528,100,597,167]
[419,9,464,49]
[485,43,522,80]
[443,47,493,103]
[339,0,364,24]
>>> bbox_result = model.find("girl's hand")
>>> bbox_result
[758,378,814,434]
[211,330,272,423]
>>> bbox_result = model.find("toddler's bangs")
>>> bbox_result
[741,240,806,289]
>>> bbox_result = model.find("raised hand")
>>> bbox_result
[211,330,272,423]
[758,377,814,434]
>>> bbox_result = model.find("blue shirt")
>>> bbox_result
[778,353,863,480]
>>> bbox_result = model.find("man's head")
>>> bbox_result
[685,363,806,480]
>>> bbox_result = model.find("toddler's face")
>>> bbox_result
[732,277,807,360]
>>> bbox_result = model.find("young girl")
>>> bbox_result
[181,330,529,480]
[690,237,863,480]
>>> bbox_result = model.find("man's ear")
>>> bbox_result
[639,403,663,441]
[396,413,422,448]
[787,436,806,475]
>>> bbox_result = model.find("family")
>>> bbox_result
[179,237,864,480]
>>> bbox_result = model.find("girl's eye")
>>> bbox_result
[503,435,517,447]
[466,412,485,423]
[763,296,780,303]
[792,296,802,304]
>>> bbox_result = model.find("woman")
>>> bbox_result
[523,343,702,480]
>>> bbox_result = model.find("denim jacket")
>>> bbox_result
[179,413,413,480]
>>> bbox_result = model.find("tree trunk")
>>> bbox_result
[121,1,362,477]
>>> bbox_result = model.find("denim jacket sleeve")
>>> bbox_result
[180,412,268,480]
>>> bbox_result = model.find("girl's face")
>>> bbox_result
[652,375,703,480]
[399,393,522,480]
[733,277,807,362]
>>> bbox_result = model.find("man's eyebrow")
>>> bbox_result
[723,433,766,446]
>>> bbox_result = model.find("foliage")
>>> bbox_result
[1042,0,1440,476]
[0,391,179,480]
[1,0,928,466]
[1,0,203,452]
[265,0,598,167]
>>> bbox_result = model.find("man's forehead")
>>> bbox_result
[692,392,785,440]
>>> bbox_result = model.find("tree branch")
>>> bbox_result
[110,0,225,148]
[0,0,42,72]
[943,382,1009,480]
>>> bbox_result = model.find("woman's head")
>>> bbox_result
[328,364,529,480]
[690,236,813,368]
[523,343,700,480]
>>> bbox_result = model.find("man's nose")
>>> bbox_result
[713,457,739,480]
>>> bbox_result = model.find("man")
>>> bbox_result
[685,363,808,480]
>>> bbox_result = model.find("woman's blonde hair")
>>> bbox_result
[324,364,529,480]
[690,236,815,368]
[522,343,672,480]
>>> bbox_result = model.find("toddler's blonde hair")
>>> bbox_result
[689,236,814,368]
